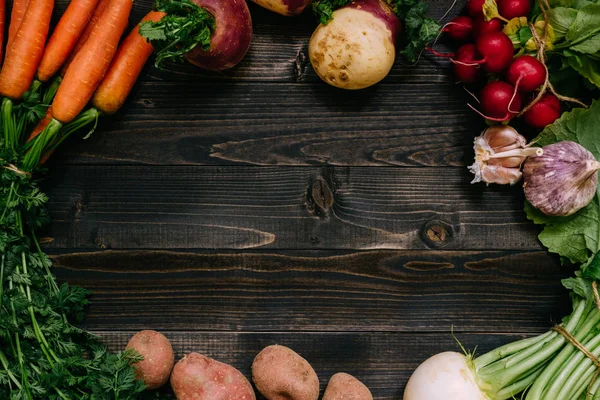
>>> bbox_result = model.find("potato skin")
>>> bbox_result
[323,373,373,400]
[170,352,256,400]
[309,0,401,89]
[125,330,174,390]
[250,0,312,16]
[252,345,319,400]
[186,0,253,70]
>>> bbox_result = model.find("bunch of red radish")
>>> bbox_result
[434,0,561,130]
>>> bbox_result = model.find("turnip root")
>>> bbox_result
[308,0,401,90]
[170,353,256,400]
[252,345,319,400]
[250,0,312,16]
[125,330,174,390]
[404,352,485,400]
[185,0,253,70]
[141,0,252,71]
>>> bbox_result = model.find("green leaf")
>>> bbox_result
[550,7,578,41]
[562,274,593,299]
[140,0,215,68]
[567,53,600,88]
[312,0,351,24]
[565,4,600,52]
[525,101,600,264]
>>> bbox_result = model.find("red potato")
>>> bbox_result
[250,0,312,16]
[126,330,175,390]
[184,0,252,70]
[309,0,401,89]
[252,345,320,400]
[323,373,373,400]
[171,353,256,400]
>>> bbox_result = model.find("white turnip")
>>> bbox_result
[308,0,401,89]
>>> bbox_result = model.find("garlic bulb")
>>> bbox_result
[523,141,600,216]
[469,125,543,185]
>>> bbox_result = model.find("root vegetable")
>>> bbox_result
[252,345,319,400]
[185,0,252,70]
[472,16,503,39]
[443,16,473,42]
[475,31,514,73]
[497,0,531,19]
[467,0,485,17]
[170,353,256,400]
[475,80,522,121]
[141,0,252,71]
[453,44,480,83]
[523,92,561,129]
[308,0,401,90]
[126,330,175,390]
[506,55,546,92]
[323,373,373,400]
[250,0,312,16]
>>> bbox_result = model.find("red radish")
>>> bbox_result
[472,16,503,39]
[472,80,522,121]
[523,93,560,129]
[498,0,531,19]
[467,0,485,17]
[453,44,480,83]
[442,16,473,42]
[475,31,514,73]
[506,55,546,92]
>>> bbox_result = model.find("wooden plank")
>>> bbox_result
[96,330,547,399]
[43,165,542,251]
[50,81,479,166]
[50,250,569,332]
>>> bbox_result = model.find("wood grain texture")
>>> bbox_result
[50,249,570,332]
[96,330,548,399]
[42,165,543,251]
[49,82,480,167]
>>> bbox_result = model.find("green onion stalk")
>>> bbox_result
[467,276,600,399]
[0,78,144,399]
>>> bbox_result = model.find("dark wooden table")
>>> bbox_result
[43,1,572,398]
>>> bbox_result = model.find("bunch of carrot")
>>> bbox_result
[0,0,165,170]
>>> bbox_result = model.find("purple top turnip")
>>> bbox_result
[185,0,253,70]
[308,0,401,89]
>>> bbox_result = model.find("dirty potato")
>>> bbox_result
[252,345,319,400]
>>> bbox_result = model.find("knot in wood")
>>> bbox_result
[311,178,334,211]
[421,220,453,248]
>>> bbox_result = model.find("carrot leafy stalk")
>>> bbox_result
[139,0,215,68]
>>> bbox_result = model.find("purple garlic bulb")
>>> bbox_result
[523,141,600,216]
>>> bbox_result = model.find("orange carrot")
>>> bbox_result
[37,0,100,82]
[52,0,132,123]
[60,0,110,76]
[0,0,6,62]
[29,106,53,142]
[0,1,54,100]
[92,11,166,115]
[6,0,30,50]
